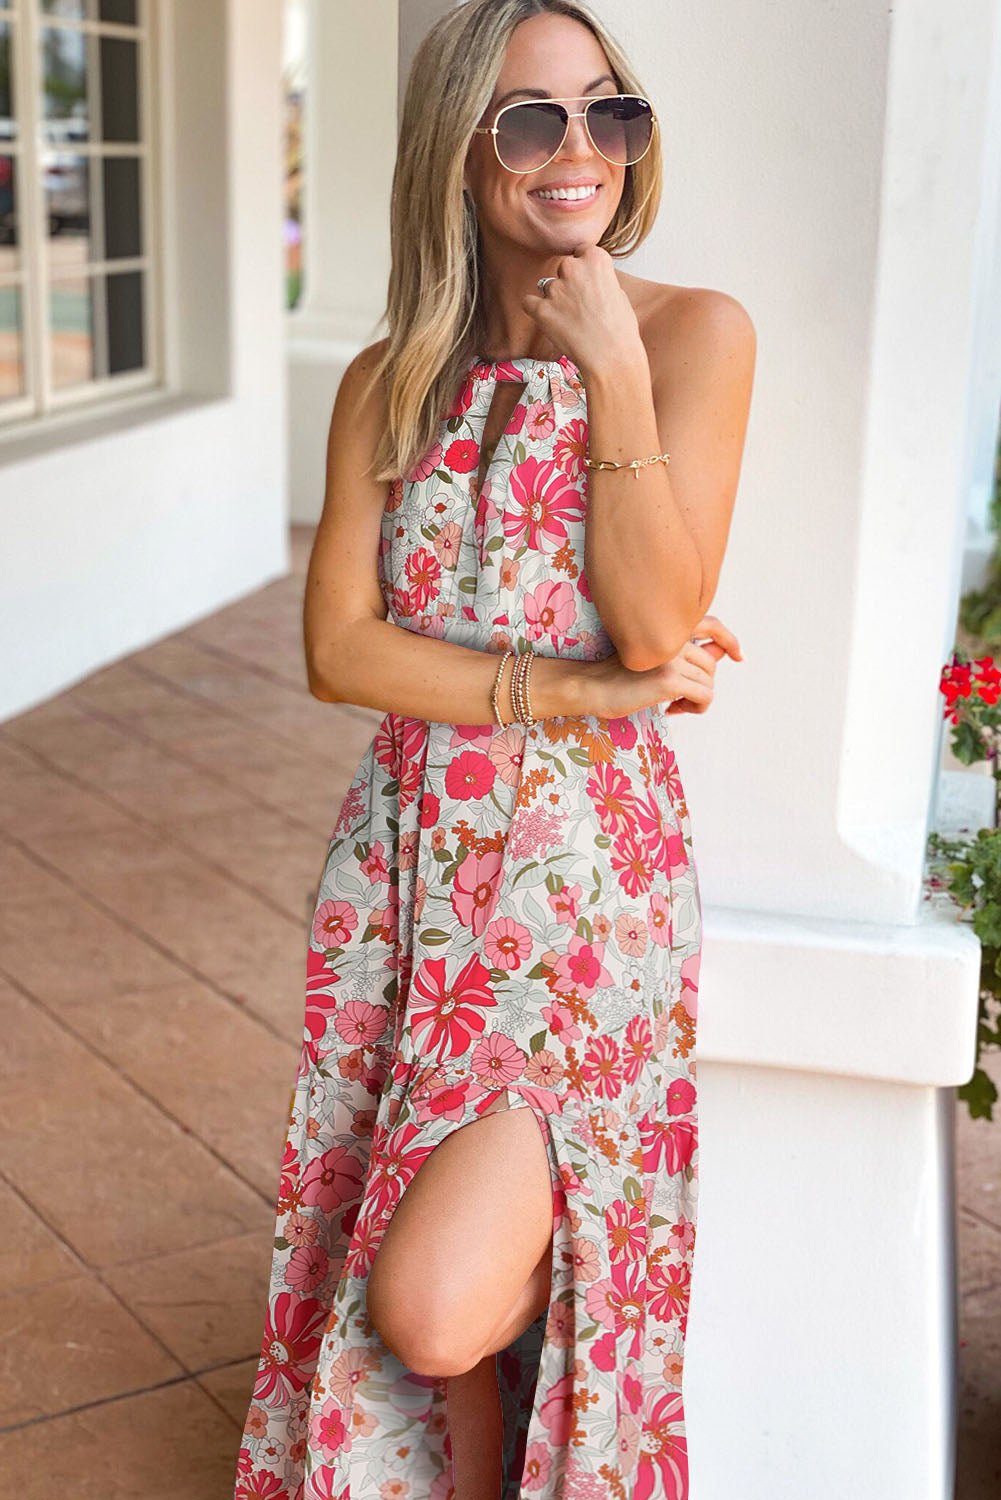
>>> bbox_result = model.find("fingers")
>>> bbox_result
[689,614,743,661]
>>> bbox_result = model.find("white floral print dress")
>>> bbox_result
[233,352,702,1500]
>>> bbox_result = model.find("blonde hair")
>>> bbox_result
[357,0,662,482]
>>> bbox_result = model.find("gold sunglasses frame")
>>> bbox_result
[472,93,658,175]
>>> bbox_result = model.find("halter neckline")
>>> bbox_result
[470,352,580,376]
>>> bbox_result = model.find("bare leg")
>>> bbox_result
[366,1091,554,1497]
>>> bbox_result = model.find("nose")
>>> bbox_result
[560,110,596,160]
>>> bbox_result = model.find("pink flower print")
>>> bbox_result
[553,415,588,481]
[310,1397,349,1460]
[507,805,566,861]
[398,829,419,870]
[634,1388,688,1500]
[312,900,358,950]
[404,547,441,611]
[470,1031,528,1087]
[499,555,520,590]
[622,1015,653,1085]
[504,456,583,553]
[405,441,443,484]
[503,401,527,436]
[663,1349,685,1387]
[548,881,582,925]
[571,1235,602,1283]
[538,1371,574,1446]
[433,520,463,569]
[680,950,700,1018]
[525,579,577,640]
[327,1346,380,1407]
[610,828,656,897]
[586,762,638,838]
[386,475,404,511]
[647,1256,691,1324]
[550,934,613,999]
[488,725,527,786]
[545,1298,574,1347]
[415,1082,473,1124]
[615,910,648,957]
[541,998,583,1044]
[285,1241,330,1293]
[333,999,388,1048]
[300,1144,364,1212]
[525,397,556,442]
[584,1259,646,1342]
[521,1440,552,1491]
[484,915,533,970]
[283,1211,320,1250]
[668,1077,696,1115]
[607,715,638,750]
[360,840,391,884]
[450,847,504,936]
[525,1047,566,1088]
[254,1290,328,1403]
[581,1034,623,1099]
[418,790,440,827]
[639,1113,698,1176]
[606,1198,648,1261]
[588,1329,616,1372]
[365,1120,436,1220]
[617,1412,642,1477]
[444,437,478,473]
[444,749,496,801]
[648,890,672,947]
[410,952,498,1061]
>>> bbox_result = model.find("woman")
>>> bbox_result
[234,2,754,1497]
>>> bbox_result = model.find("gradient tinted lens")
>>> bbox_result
[494,101,569,172]
[585,96,653,165]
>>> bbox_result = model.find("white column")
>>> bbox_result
[592,1,997,1496]
[286,0,399,521]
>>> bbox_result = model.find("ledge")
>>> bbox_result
[697,901,981,1086]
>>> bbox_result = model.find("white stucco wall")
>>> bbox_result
[0,0,289,723]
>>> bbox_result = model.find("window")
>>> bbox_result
[0,0,159,427]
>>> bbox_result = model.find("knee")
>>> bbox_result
[367,1272,482,1377]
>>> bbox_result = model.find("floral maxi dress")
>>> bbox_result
[234,353,702,1500]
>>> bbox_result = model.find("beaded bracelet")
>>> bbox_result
[490,648,514,728]
[584,450,671,481]
[510,647,536,728]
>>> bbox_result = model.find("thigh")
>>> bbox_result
[367,1095,553,1352]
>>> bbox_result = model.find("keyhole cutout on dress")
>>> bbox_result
[475,380,527,497]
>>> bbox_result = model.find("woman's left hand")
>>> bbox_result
[521,243,646,377]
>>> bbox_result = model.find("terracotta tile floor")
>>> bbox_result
[0,524,998,1496]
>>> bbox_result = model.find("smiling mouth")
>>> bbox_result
[529,184,602,206]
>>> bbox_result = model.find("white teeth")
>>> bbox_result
[533,184,599,201]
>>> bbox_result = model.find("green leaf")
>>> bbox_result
[419,927,452,946]
[566,746,592,766]
[529,1029,548,1054]
[594,833,611,849]
[457,575,478,594]
[512,860,539,885]
[623,1175,644,1204]
[576,915,593,943]
[544,871,564,895]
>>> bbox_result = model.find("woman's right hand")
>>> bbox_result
[582,615,742,719]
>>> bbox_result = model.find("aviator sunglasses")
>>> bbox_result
[472,93,657,174]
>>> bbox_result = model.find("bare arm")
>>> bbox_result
[303,341,593,722]
[581,289,757,671]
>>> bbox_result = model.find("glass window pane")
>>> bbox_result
[0,154,18,273]
[99,34,138,143]
[44,150,91,263]
[42,24,90,143]
[102,153,140,258]
[1,19,16,139]
[41,1,139,21]
[105,267,143,373]
[100,0,137,25]
[49,273,94,388]
[0,282,24,401]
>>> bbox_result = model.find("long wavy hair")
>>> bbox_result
[357,0,662,483]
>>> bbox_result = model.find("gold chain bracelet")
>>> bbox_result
[584,451,671,481]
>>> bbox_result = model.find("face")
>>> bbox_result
[464,13,626,252]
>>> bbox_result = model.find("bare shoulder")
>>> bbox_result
[335,335,391,423]
[617,271,756,389]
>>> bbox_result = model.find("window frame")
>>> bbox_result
[0,0,162,428]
